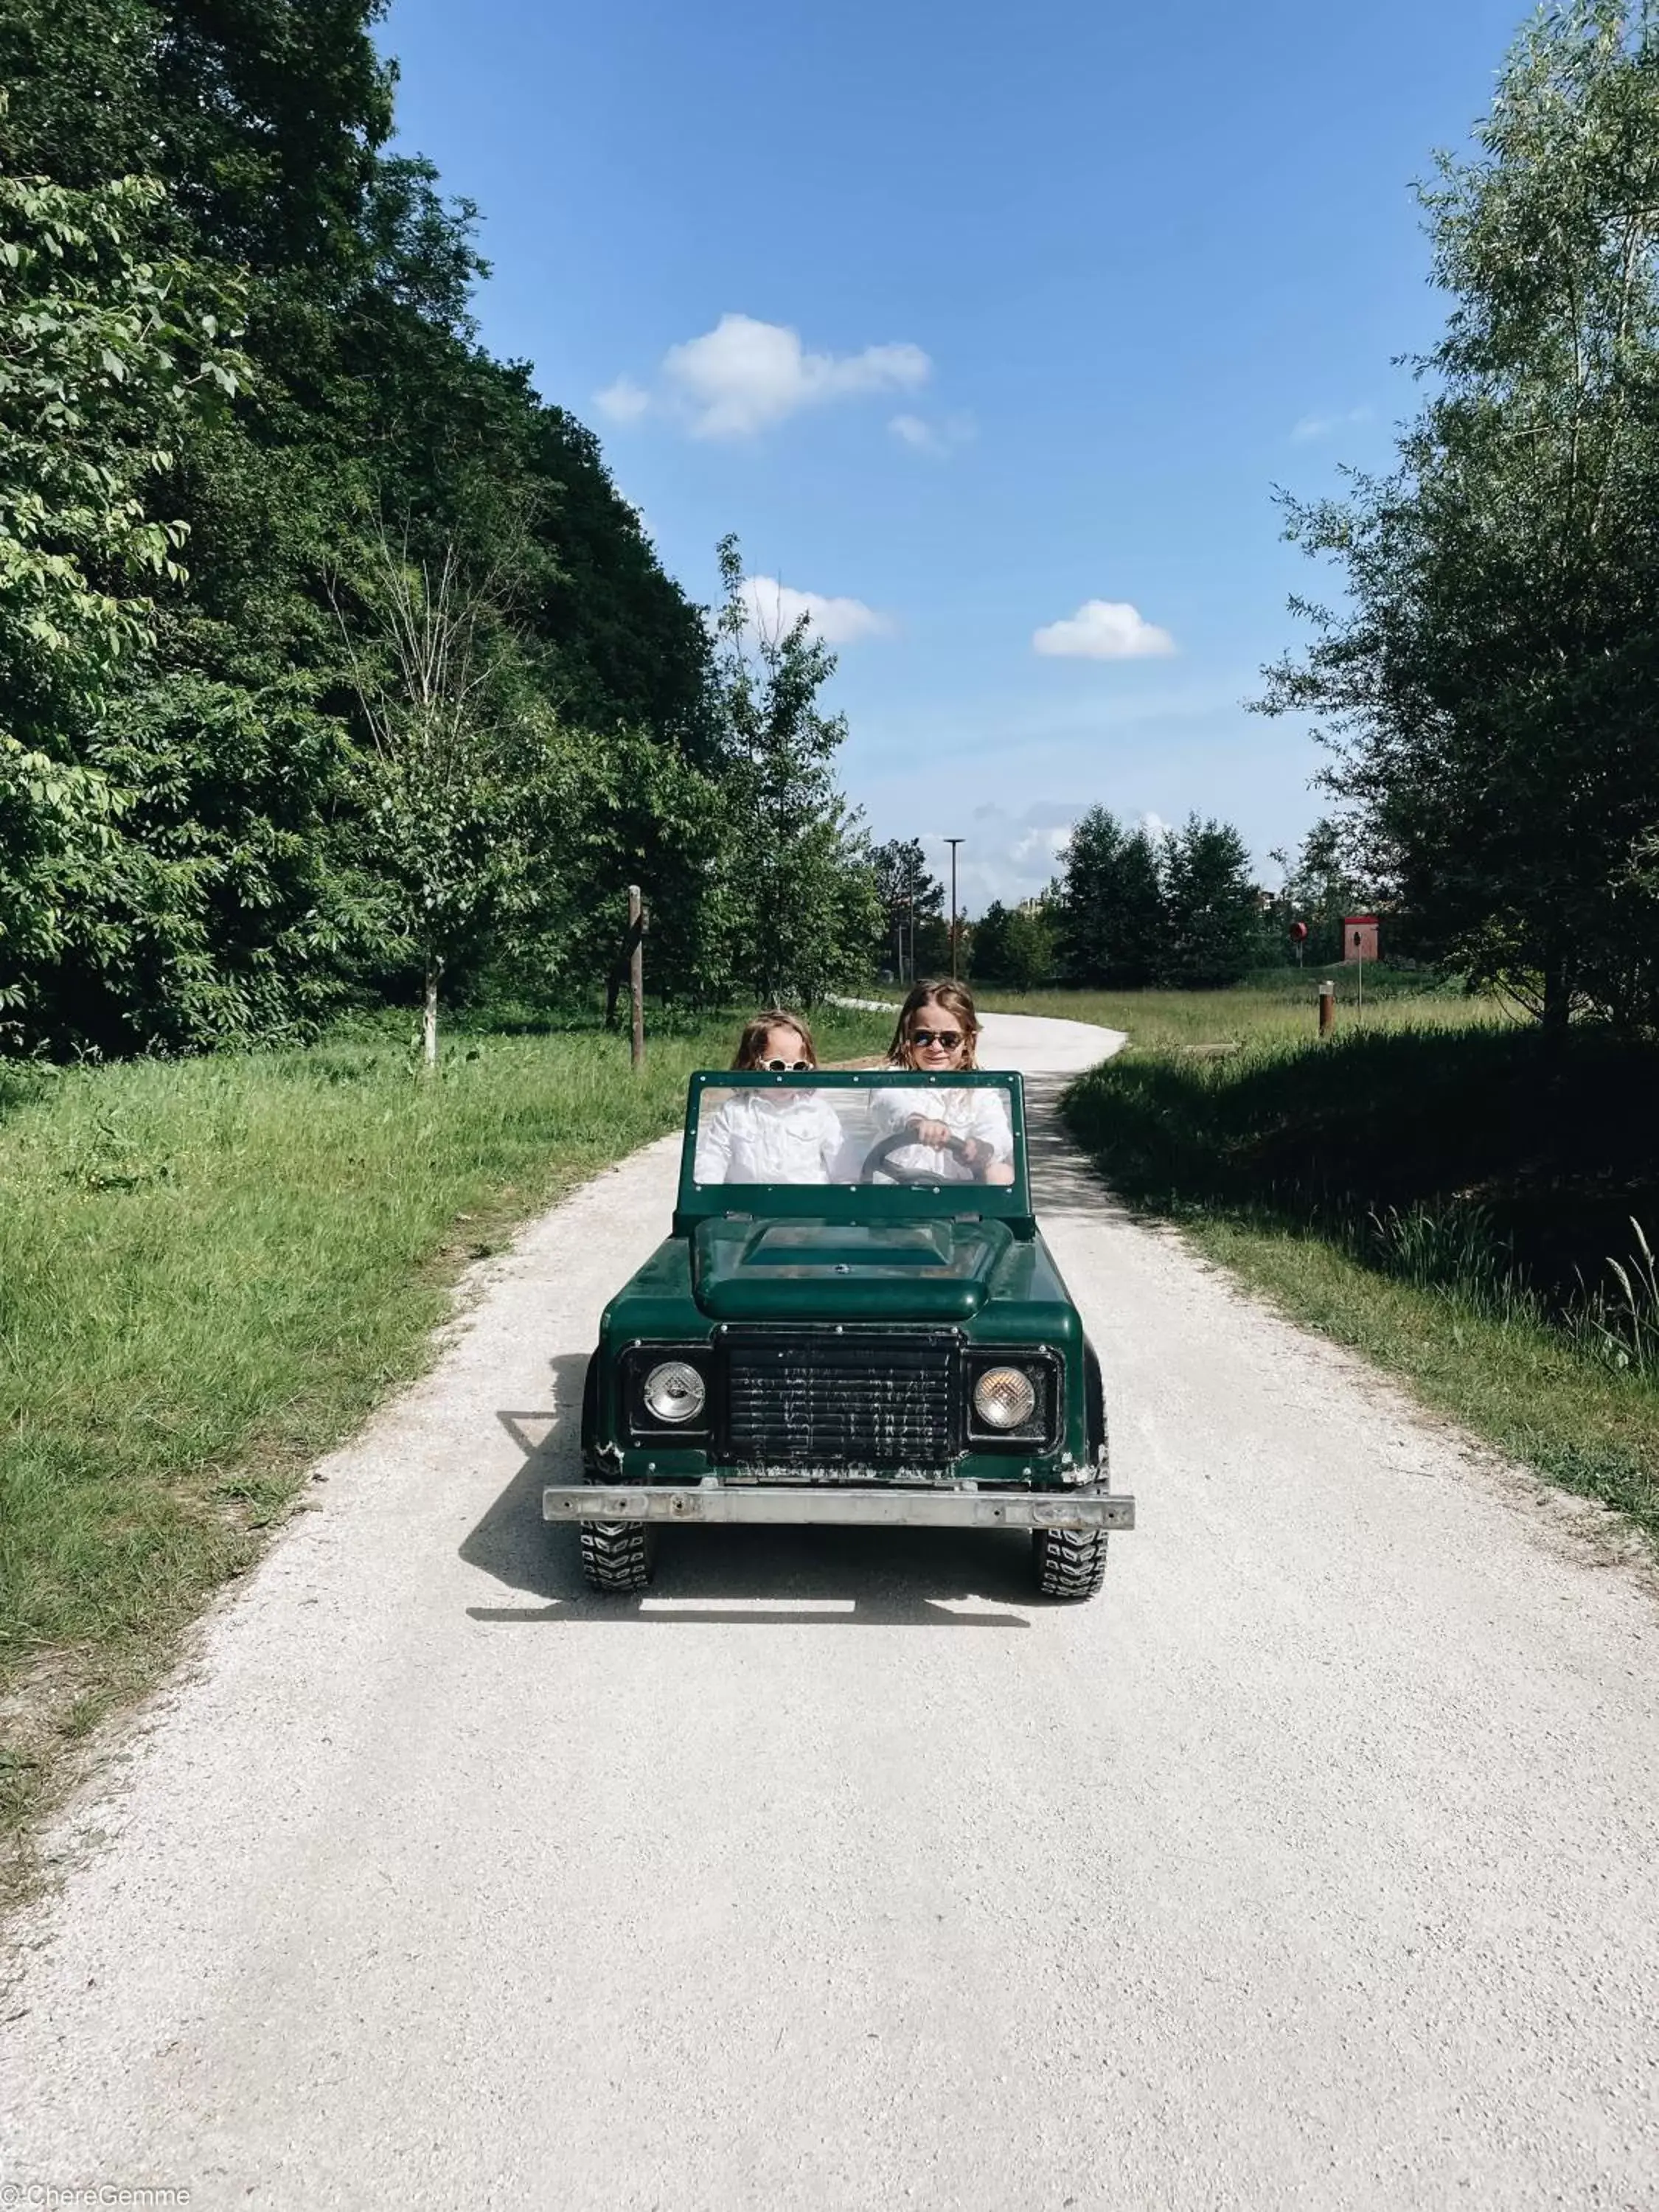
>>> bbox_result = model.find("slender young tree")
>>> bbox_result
[708,536,880,1004]
[871,837,945,979]
[333,526,529,1067]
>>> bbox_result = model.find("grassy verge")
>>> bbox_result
[985,981,1659,1552]
[0,1004,887,1868]
[970,968,1499,1047]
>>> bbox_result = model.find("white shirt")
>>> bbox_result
[694,1091,846,1184]
[866,1084,1013,1183]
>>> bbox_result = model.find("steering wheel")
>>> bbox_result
[860,1128,987,1186]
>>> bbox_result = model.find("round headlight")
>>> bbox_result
[642,1360,706,1424]
[973,1366,1037,1430]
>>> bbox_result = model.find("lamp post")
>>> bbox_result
[945,837,964,980]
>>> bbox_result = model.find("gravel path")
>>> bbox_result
[4,1012,1657,2211]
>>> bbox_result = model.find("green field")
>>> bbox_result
[0,1004,887,1861]
[970,967,1500,1047]
[992,976,1659,1552]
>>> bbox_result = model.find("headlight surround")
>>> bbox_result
[972,1365,1039,1430]
[641,1360,707,1425]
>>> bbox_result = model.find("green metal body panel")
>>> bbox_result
[692,1217,1015,1323]
[585,1068,1101,1489]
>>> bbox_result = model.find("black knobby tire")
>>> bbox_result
[575,1349,656,1593]
[578,1516,655,1594]
[1032,1526,1107,1601]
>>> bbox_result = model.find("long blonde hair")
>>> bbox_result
[887,980,981,1069]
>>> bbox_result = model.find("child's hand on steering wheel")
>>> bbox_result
[908,1115,953,1149]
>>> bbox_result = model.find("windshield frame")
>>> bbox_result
[675,1068,1033,1230]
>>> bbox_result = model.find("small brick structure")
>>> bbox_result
[1343,915,1379,962]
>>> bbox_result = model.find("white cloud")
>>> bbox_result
[1290,405,1374,444]
[918,804,1078,913]
[739,574,894,646]
[888,408,976,456]
[1010,822,1071,867]
[1032,600,1176,661]
[594,375,651,424]
[601,313,926,438]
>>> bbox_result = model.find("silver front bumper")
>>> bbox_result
[543,1481,1135,1531]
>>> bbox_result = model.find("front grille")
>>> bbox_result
[722,1329,958,1468]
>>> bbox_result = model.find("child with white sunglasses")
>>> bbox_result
[692,1008,846,1183]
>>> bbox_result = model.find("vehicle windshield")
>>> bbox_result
[690,1073,1021,1190]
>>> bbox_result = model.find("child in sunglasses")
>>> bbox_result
[693,1009,846,1183]
[869,981,1015,1183]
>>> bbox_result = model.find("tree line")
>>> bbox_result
[892,811,1277,993]
[0,0,877,1058]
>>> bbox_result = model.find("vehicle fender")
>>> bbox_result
[580,1347,601,1469]
[1083,1337,1108,1469]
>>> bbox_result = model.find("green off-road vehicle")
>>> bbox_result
[543,1069,1134,1600]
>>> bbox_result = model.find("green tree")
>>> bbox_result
[1108,828,1168,987]
[1259,0,1659,1029]
[971,900,1056,990]
[1161,817,1262,988]
[333,528,538,1065]
[1055,807,1166,986]
[1054,805,1119,984]
[708,535,880,1005]
[0,162,246,1029]
[871,837,945,980]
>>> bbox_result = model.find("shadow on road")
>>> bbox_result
[460,1353,1039,1628]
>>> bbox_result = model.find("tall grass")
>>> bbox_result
[0,1005,888,1857]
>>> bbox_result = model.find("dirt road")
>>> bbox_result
[4,1013,1657,2210]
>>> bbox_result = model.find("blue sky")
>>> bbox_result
[380,0,1525,912]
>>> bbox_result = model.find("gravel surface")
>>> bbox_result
[4,1012,1657,2211]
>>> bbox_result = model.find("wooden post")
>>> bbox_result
[1318,979,1335,1037]
[627,885,644,1071]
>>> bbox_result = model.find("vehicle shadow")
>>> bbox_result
[460,1354,1040,1628]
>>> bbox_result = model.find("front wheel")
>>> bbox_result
[579,1516,655,1594]
[1032,1526,1107,1601]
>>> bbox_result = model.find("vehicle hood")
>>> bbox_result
[691,1217,1013,1323]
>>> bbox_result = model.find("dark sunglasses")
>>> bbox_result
[758,1057,812,1072]
[909,1029,963,1049]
